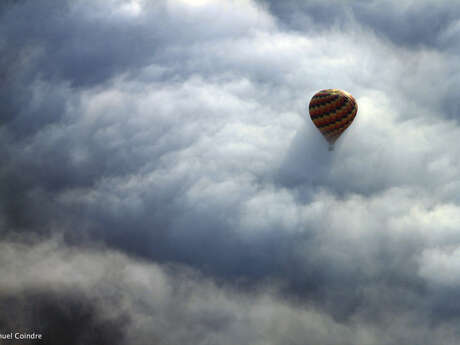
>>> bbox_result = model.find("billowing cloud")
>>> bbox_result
[2,237,460,345]
[2,0,460,344]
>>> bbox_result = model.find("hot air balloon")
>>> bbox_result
[309,89,358,151]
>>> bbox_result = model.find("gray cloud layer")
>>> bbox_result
[2,0,460,344]
[2,237,460,345]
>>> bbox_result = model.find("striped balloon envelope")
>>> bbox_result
[309,89,358,151]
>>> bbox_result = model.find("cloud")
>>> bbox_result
[257,0,460,47]
[2,237,460,345]
[2,0,460,343]
[0,238,352,345]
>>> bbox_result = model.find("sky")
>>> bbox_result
[1,0,460,344]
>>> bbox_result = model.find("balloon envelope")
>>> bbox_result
[309,89,357,150]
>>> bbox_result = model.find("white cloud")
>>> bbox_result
[419,247,460,287]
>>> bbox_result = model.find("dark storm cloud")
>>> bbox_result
[258,0,460,49]
[3,0,460,344]
[1,0,155,89]
[0,290,127,345]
